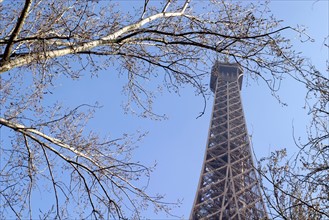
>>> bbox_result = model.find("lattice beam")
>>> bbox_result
[190,62,267,220]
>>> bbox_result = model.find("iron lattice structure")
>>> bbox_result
[190,62,267,220]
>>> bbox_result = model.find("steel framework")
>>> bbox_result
[190,62,267,220]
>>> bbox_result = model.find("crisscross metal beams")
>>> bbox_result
[190,62,267,220]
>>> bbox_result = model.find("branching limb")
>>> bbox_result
[0,11,194,73]
[1,0,32,62]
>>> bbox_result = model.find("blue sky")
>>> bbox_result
[133,1,327,218]
[45,1,328,219]
[1,0,328,219]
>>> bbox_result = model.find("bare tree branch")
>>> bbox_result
[1,0,326,219]
[1,0,32,62]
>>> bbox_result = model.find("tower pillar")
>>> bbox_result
[190,62,267,220]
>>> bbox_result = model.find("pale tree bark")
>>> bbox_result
[0,11,195,73]
[0,0,327,219]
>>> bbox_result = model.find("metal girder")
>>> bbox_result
[190,62,267,220]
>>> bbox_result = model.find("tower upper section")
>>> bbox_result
[190,61,268,219]
[210,62,243,93]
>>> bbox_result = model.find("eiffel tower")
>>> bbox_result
[190,62,267,220]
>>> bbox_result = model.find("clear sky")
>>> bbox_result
[47,1,328,219]
[131,1,327,218]
[1,0,328,219]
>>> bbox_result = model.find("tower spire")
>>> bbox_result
[190,62,267,219]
